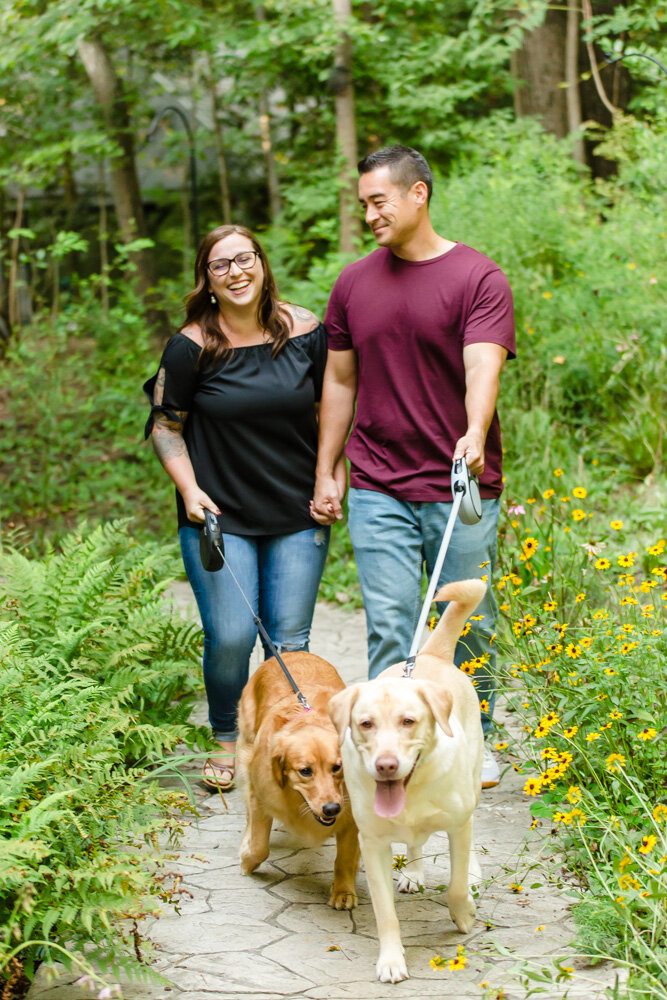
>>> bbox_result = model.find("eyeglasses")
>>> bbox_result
[206,251,260,277]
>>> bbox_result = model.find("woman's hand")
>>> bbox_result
[183,488,221,524]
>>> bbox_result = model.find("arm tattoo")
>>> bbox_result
[290,304,317,323]
[153,367,166,405]
[151,410,189,466]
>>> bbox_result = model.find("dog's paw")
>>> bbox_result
[376,951,409,983]
[329,888,358,910]
[239,848,268,875]
[447,891,476,934]
[396,871,424,894]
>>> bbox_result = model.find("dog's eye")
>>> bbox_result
[402,717,416,727]
[332,762,342,774]
[359,720,373,729]
[298,767,313,777]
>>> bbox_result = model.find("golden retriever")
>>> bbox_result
[328,579,486,981]
[236,651,359,909]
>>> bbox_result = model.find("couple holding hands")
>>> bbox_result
[144,144,516,793]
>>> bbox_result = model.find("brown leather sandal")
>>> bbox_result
[202,755,235,791]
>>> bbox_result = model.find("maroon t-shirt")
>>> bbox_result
[325,243,516,502]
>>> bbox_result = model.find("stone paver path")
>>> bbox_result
[29,586,621,1000]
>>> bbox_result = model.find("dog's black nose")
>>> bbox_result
[322,802,341,817]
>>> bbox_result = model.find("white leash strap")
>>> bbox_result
[403,490,463,677]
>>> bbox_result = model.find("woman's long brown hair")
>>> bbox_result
[181,224,292,368]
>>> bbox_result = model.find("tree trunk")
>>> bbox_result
[8,188,24,330]
[205,53,232,225]
[332,0,361,254]
[511,1,631,176]
[77,36,169,333]
[565,0,585,164]
[256,6,282,222]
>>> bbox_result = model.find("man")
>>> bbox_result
[310,145,515,788]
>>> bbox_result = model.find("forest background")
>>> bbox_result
[0,1,665,998]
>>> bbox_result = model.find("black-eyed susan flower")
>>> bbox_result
[572,509,586,521]
[479,699,490,713]
[392,854,408,870]
[447,945,466,971]
[639,835,657,855]
[566,785,582,803]
[575,592,586,602]
[563,726,578,738]
[523,777,542,796]
[543,488,555,499]
[553,468,563,477]
[604,667,617,675]
[610,520,623,530]
[618,553,636,568]
[647,540,666,555]
[637,728,657,741]
[618,873,640,890]
[572,487,587,499]
[543,599,557,611]
[429,954,446,970]
[585,732,601,742]
[609,709,623,720]
[565,643,582,658]
[653,804,667,824]
[595,558,611,570]
[510,882,523,892]
[605,753,626,773]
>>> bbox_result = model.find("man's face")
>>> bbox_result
[358,166,421,249]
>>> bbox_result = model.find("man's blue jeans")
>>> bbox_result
[348,488,500,734]
[180,525,329,741]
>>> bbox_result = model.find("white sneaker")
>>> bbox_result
[481,743,500,789]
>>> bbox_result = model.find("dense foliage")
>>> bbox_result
[0,522,208,990]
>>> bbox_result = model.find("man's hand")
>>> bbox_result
[453,429,485,476]
[310,474,343,525]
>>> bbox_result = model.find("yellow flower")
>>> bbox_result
[479,699,490,712]
[572,487,587,499]
[618,873,640,891]
[565,643,582,658]
[572,509,586,521]
[609,710,622,720]
[604,667,617,675]
[553,811,570,823]
[605,753,626,773]
[543,599,557,611]
[392,853,408,870]
[535,925,545,932]
[543,291,553,299]
[495,741,508,751]
[580,637,593,648]
[585,732,601,742]
[543,488,555,499]
[647,540,666,555]
[510,882,523,892]
[429,954,446,970]
[566,785,582,804]
[610,520,623,530]
[553,468,563,476]
[617,553,636,568]
[563,726,578,738]
[447,945,467,971]
[639,835,657,855]
[595,558,611,570]
[653,805,667,824]
[523,777,542,796]
[522,536,539,557]
[575,592,586,602]
[637,728,657,741]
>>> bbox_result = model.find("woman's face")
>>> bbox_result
[206,233,265,312]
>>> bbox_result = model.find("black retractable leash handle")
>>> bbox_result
[403,457,482,678]
[199,511,311,711]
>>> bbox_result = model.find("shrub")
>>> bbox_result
[0,521,207,990]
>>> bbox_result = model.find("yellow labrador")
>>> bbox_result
[328,579,486,982]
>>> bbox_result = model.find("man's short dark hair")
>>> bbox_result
[357,145,433,202]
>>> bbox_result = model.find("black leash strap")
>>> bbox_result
[200,511,311,711]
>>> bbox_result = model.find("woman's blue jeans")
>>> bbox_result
[180,525,330,741]
[348,488,500,734]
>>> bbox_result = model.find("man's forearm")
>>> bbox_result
[316,377,356,477]
[464,366,500,441]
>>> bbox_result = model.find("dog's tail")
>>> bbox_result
[418,578,487,663]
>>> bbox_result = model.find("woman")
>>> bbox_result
[144,224,341,791]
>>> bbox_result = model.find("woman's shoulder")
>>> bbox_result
[281,303,321,338]
[178,323,205,347]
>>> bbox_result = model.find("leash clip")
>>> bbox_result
[403,655,416,679]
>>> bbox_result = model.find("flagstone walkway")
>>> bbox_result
[29,586,622,1000]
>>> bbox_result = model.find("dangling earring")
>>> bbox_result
[210,293,216,304]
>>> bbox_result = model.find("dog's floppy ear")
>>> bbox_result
[328,685,360,744]
[414,681,454,738]
[271,739,287,787]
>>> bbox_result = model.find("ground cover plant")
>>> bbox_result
[490,474,666,999]
[0,521,208,994]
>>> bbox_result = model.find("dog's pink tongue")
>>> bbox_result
[374,780,406,818]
